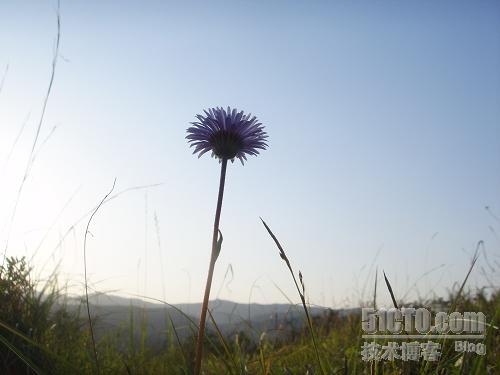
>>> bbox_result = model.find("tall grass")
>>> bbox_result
[0,252,498,374]
[260,218,327,374]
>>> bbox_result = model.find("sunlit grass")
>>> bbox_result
[0,253,498,374]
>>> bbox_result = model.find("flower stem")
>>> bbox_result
[194,158,228,375]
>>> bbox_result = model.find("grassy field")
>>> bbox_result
[0,253,498,374]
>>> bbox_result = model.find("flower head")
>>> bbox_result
[187,107,268,164]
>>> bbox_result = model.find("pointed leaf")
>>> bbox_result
[215,229,223,261]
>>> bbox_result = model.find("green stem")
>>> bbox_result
[194,158,228,375]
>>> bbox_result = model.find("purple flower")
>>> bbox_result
[186,107,268,164]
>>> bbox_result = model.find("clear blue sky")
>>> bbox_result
[0,0,499,307]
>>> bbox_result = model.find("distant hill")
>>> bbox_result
[61,294,357,349]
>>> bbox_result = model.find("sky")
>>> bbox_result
[0,0,499,308]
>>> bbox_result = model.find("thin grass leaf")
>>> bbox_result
[165,311,188,368]
[0,319,76,372]
[83,178,117,375]
[260,217,327,375]
[207,309,237,374]
[0,334,44,374]
[449,241,482,313]
[383,271,399,309]
[433,242,483,374]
